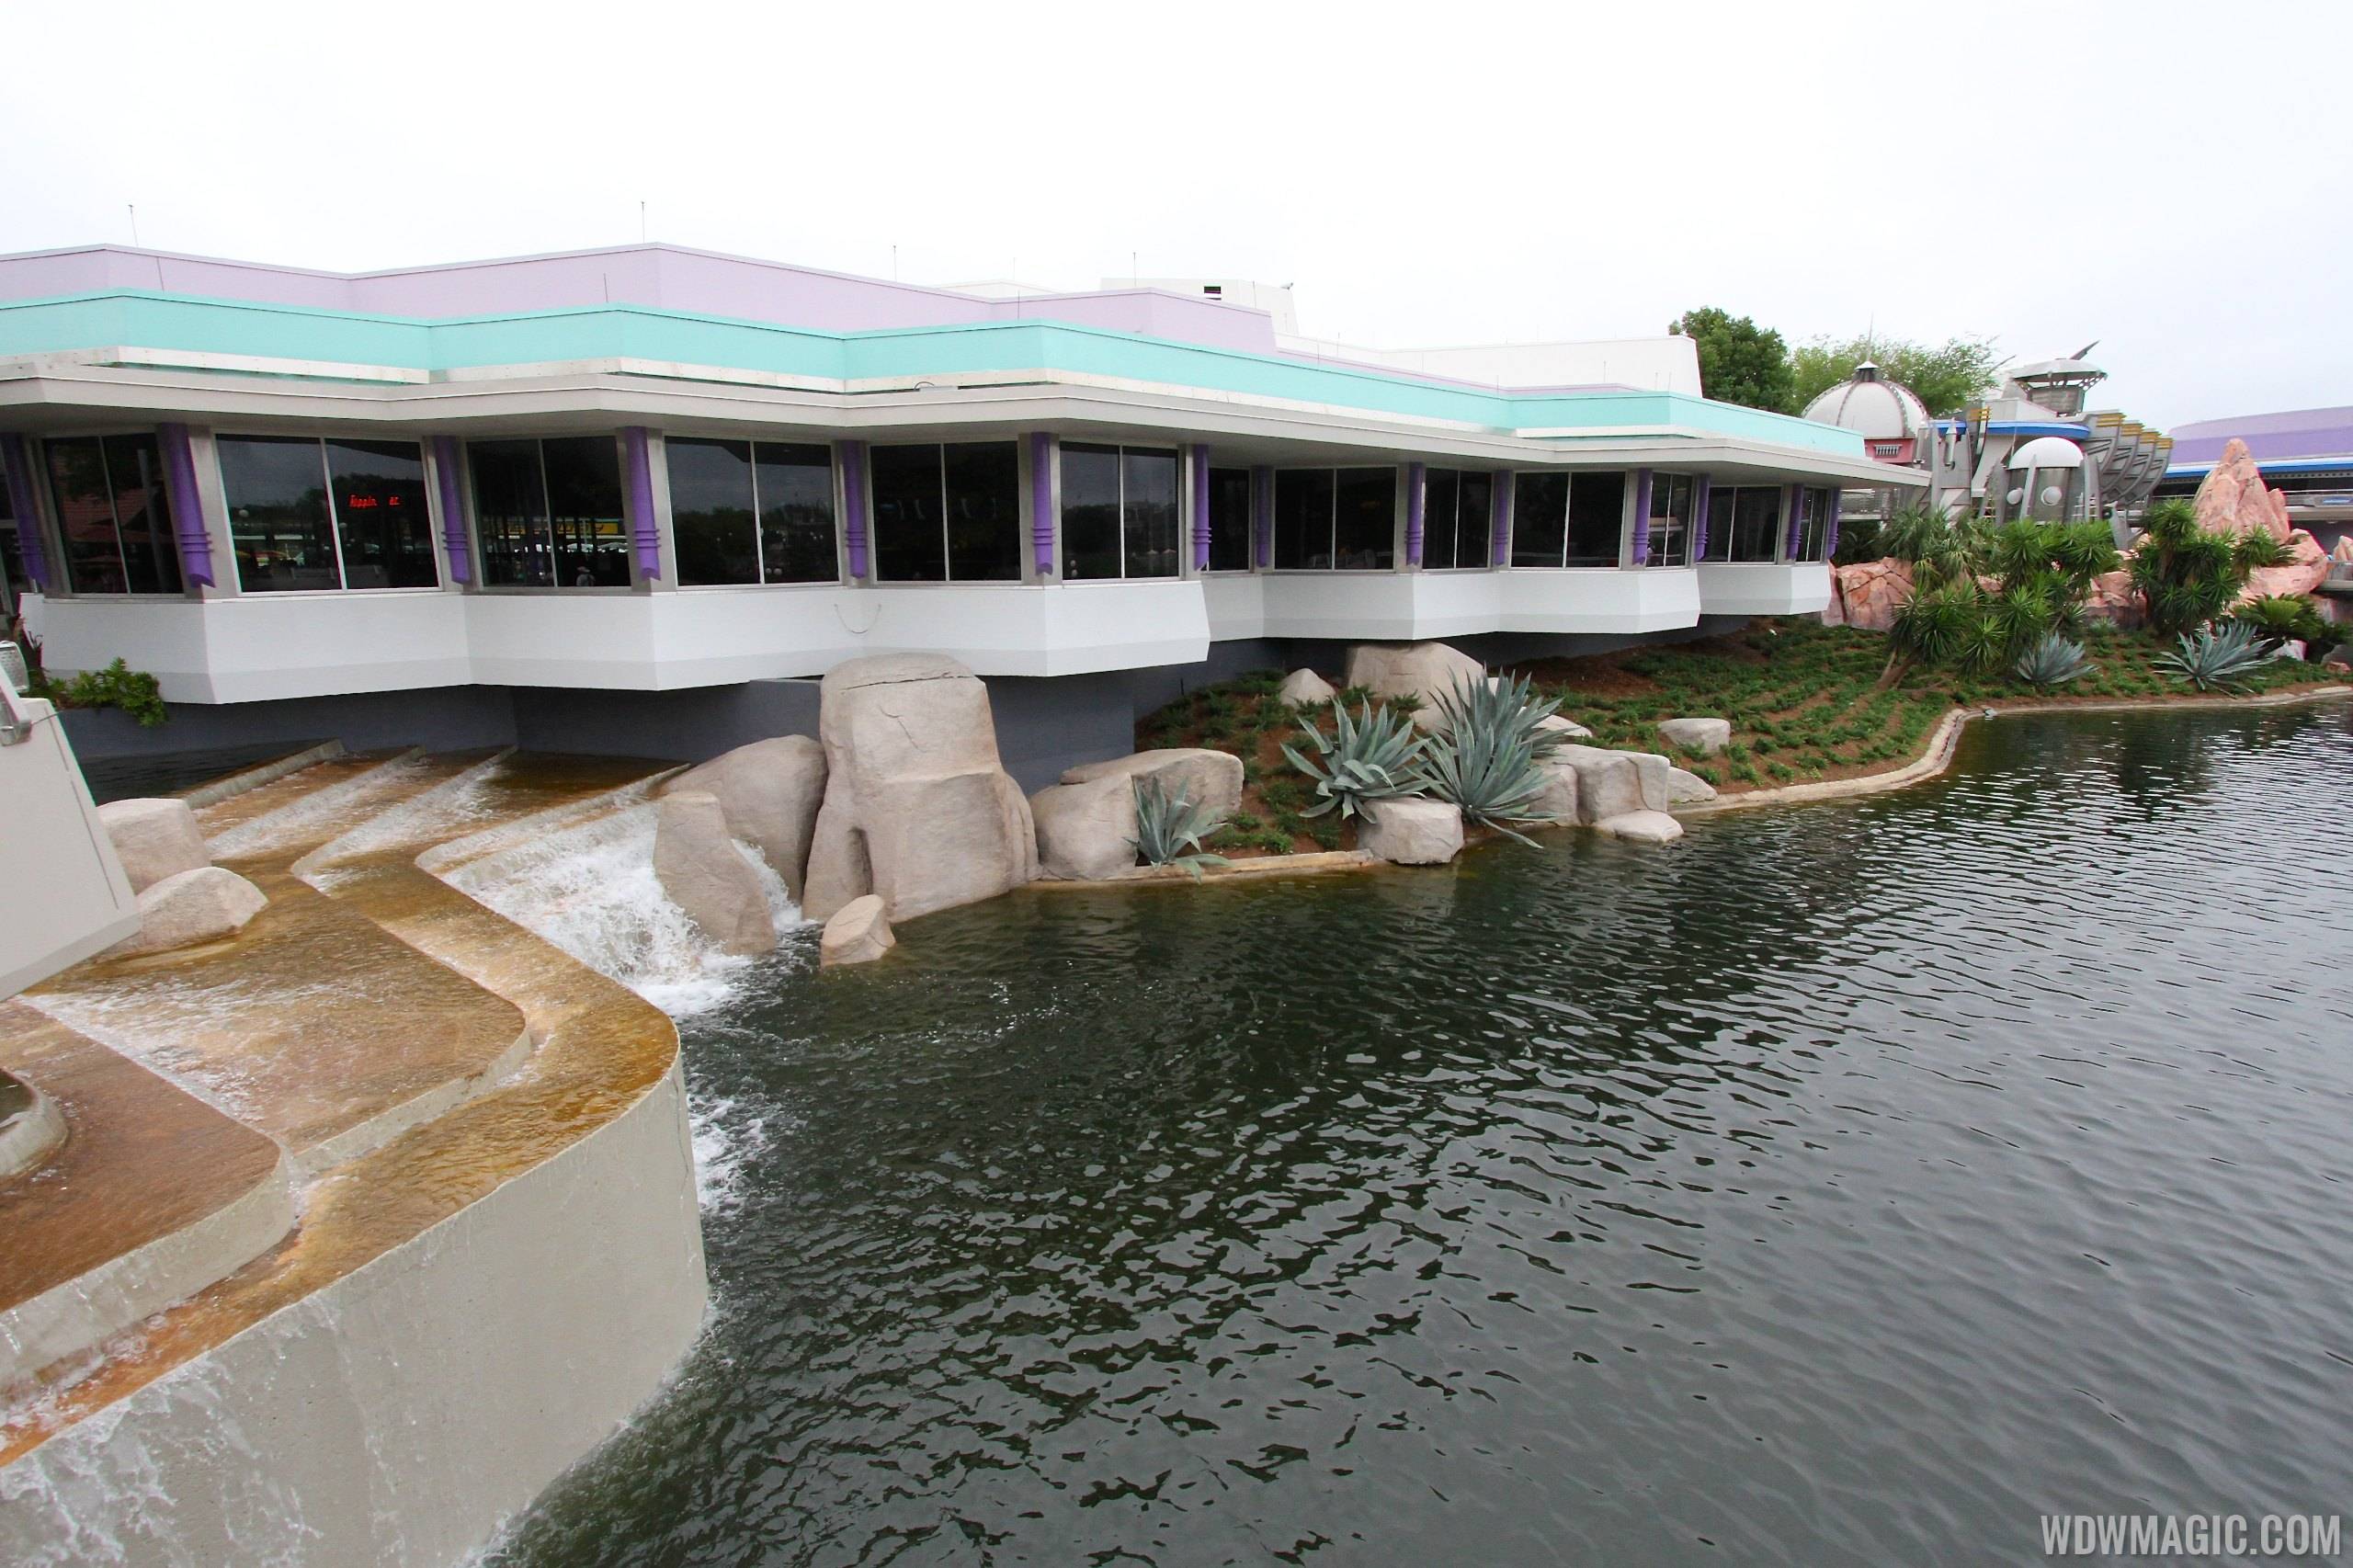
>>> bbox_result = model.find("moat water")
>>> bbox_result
[488,702,2353,1566]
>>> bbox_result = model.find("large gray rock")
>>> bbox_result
[653,791,776,956]
[1359,798,1463,865]
[1030,774,1141,881]
[1551,744,1670,824]
[1656,717,1732,756]
[801,653,1038,923]
[108,866,267,956]
[662,736,826,903]
[1529,759,1582,825]
[1666,767,1718,805]
[1060,748,1244,823]
[1595,810,1685,845]
[1539,714,1593,739]
[1277,668,1336,707]
[819,894,896,967]
[97,797,210,893]
[1345,642,1486,732]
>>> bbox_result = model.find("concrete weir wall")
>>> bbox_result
[0,1062,707,1567]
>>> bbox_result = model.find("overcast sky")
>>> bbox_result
[6,2,2343,430]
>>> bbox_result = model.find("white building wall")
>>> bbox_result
[0,682,137,996]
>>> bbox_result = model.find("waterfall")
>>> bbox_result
[446,803,805,1017]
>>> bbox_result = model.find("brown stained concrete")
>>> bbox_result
[190,747,417,843]
[0,1002,288,1322]
[0,753,688,1468]
[200,748,506,867]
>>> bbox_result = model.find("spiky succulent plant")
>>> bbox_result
[1130,778,1231,880]
[1280,699,1430,823]
[1420,672,1563,844]
[2012,631,2097,693]
[2154,620,2274,693]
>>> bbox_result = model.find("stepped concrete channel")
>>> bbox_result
[0,749,710,1566]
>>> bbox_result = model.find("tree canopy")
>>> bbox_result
[1788,334,2005,418]
[1667,308,1794,414]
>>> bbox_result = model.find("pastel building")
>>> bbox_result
[2156,406,2353,558]
[0,244,1903,783]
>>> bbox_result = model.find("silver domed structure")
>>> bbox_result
[1801,362,1931,460]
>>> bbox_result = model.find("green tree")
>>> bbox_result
[1790,334,2005,418]
[1668,308,1795,413]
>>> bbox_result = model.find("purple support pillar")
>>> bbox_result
[1492,472,1513,564]
[0,434,50,591]
[1190,443,1211,571]
[1629,468,1653,568]
[430,436,472,585]
[1690,475,1711,562]
[841,441,869,579]
[156,423,214,588]
[621,427,662,581]
[1824,490,1842,560]
[1252,465,1273,567]
[1031,432,1056,576]
[1404,461,1426,567]
[1784,484,1804,562]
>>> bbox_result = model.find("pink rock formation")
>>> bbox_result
[1831,559,1914,632]
[2334,534,2353,564]
[2084,567,2142,627]
[2193,437,2330,601]
[1820,577,1847,626]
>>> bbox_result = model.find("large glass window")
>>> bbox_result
[870,441,1022,583]
[327,440,435,588]
[1421,468,1494,570]
[1272,467,1394,570]
[470,436,631,588]
[1644,473,1696,568]
[1511,471,1625,567]
[221,435,436,592]
[1206,467,1253,573]
[1702,485,1785,563]
[665,437,838,586]
[1059,442,1178,581]
[42,434,182,596]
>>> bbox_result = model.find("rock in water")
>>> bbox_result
[1060,749,1245,823]
[108,866,267,956]
[1358,799,1463,865]
[1666,767,1717,804]
[1277,668,1336,707]
[1550,744,1669,823]
[653,791,776,956]
[1595,810,1685,845]
[1655,717,1731,756]
[97,797,210,893]
[801,653,1038,923]
[819,894,895,967]
[1030,774,1141,881]
[662,736,826,903]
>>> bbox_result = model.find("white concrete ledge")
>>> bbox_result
[1695,561,1832,617]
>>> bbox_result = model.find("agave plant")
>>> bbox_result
[1279,699,1430,823]
[2154,620,2274,693]
[1130,778,1231,880]
[1420,673,1563,845]
[2012,631,2097,693]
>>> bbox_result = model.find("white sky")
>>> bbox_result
[6,1,2344,430]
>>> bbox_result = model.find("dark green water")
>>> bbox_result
[492,703,2353,1566]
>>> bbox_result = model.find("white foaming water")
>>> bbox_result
[448,803,805,1018]
[688,1093,779,1218]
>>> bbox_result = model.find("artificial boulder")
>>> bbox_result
[1832,559,1914,632]
[1030,774,1141,881]
[1666,767,1717,805]
[108,866,267,956]
[1595,810,1685,845]
[2195,437,2332,601]
[1550,744,1669,824]
[2084,567,2142,627]
[819,894,896,968]
[653,791,776,956]
[2334,535,2353,565]
[801,653,1037,924]
[1529,759,1582,824]
[1359,799,1463,865]
[661,736,826,903]
[1540,714,1594,739]
[97,798,210,894]
[1060,748,1244,822]
[1344,642,1487,730]
[1655,717,1731,756]
[1278,668,1336,707]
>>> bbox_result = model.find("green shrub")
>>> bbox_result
[53,658,169,727]
[2154,621,2273,693]
[2013,632,2097,693]
[2130,499,2285,635]
[1280,699,1430,823]
[2231,595,2330,652]
[1419,672,1562,845]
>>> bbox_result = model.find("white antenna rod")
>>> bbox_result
[127,204,140,245]
[640,200,647,243]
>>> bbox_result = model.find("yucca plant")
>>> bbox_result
[2013,631,2097,692]
[2154,621,2274,693]
[1280,699,1430,823]
[1420,673,1563,845]
[1130,778,1231,880]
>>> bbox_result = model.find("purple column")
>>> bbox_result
[1031,432,1056,576]
[1628,468,1653,569]
[1824,490,1842,560]
[1190,443,1211,571]
[1690,474,1711,562]
[156,424,214,588]
[841,441,869,579]
[1492,472,1513,564]
[621,426,662,581]
[1252,465,1273,567]
[0,434,50,591]
[430,436,472,585]
[1784,484,1804,562]
[1404,461,1426,567]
